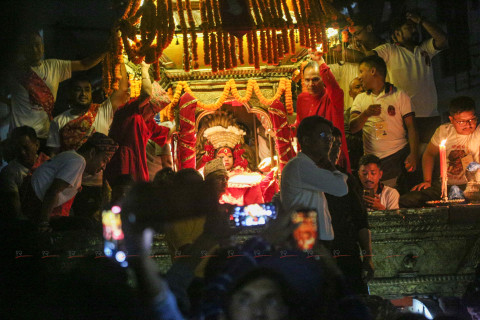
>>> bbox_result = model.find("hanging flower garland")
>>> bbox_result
[212,0,224,71]
[177,0,190,72]
[260,30,267,62]
[247,31,254,65]
[160,78,293,121]
[223,32,231,70]
[292,0,305,47]
[200,0,210,65]
[229,35,237,68]
[185,0,198,68]
[253,31,260,70]
[238,36,244,65]
[102,30,124,96]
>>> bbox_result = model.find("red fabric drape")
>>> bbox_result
[178,93,197,170]
[60,103,100,151]
[268,100,296,171]
[19,68,55,120]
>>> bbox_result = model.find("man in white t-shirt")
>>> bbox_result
[9,31,106,144]
[374,12,448,144]
[22,132,118,229]
[350,55,418,187]
[400,97,480,208]
[358,154,399,210]
[46,64,128,218]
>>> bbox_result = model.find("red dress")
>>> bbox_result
[294,63,351,172]
[105,98,169,183]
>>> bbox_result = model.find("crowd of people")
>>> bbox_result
[0,8,479,320]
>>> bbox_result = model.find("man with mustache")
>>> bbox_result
[358,154,400,211]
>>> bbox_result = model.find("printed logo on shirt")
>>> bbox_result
[387,105,396,116]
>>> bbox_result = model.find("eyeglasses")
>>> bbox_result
[453,117,477,126]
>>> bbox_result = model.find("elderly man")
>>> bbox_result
[281,116,348,243]
[400,96,480,208]
[350,55,418,188]
[294,51,350,172]
[9,30,106,147]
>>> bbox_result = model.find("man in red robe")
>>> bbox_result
[294,50,351,172]
[105,80,173,183]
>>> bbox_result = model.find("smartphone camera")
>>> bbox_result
[102,205,128,267]
[230,203,277,228]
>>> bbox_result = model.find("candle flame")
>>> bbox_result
[440,139,447,147]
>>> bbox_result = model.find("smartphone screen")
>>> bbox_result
[102,206,128,267]
[229,202,277,228]
[292,210,318,250]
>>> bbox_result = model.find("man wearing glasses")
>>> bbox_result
[281,116,348,244]
[400,97,480,208]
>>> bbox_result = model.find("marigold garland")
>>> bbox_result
[108,0,338,76]
[160,78,294,121]
[238,36,244,65]
[211,0,224,71]
[250,0,263,29]
[246,31,254,65]
[223,32,231,70]
[289,29,295,54]
[230,35,237,68]
[122,0,134,20]
[185,0,198,67]
[272,30,279,65]
[177,0,190,72]
[210,33,218,73]
[200,0,210,65]
[253,31,260,70]
[277,34,284,59]
[266,30,273,64]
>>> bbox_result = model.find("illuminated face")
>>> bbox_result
[303,67,325,96]
[359,163,383,190]
[229,277,289,320]
[352,25,369,45]
[216,147,234,170]
[358,63,374,91]
[349,78,364,100]
[71,81,93,108]
[450,111,477,135]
